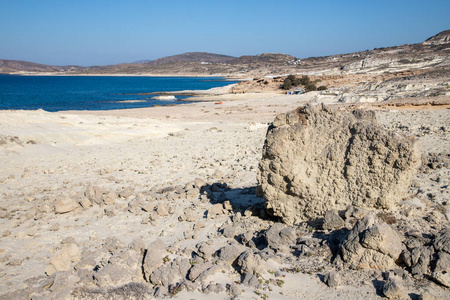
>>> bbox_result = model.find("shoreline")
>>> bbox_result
[1,72,248,79]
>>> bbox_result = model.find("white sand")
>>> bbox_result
[0,92,449,299]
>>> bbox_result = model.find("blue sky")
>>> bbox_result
[0,0,449,66]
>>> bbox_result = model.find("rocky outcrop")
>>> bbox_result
[423,30,450,45]
[257,104,420,224]
[402,227,450,287]
[338,214,403,269]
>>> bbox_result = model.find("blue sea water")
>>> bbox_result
[0,75,237,112]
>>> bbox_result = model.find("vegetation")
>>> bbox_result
[282,74,327,92]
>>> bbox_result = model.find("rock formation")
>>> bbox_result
[338,213,403,269]
[257,104,420,224]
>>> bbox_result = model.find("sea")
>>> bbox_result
[0,75,237,112]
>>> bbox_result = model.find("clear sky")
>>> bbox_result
[0,0,449,66]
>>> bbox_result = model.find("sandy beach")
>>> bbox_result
[1,90,449,299]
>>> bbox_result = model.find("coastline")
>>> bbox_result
[1,71,247,79]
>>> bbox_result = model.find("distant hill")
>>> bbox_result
[145,52,236,66]
[0,59,60,73]
[230,53,297,64]
[1,30,449,76]
[423,29,450,45]
[0,59,82,73]
[132,59,154,64]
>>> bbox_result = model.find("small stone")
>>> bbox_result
[324,271,341,288]
[208,203,224,218]
[103,192,116,205]
[203,283,225,294]
[188,262,212,281]
[222,226,235,238]
[45,244,81,275]
[194,221,205,230]
[223,200,233,211]
[27,228,37,236]
[419,294,439,300]
[218,244,244,264]
[55,197,79,214]
[79,197,92,208]
[382,277,406,299]
[194,178,206,189]
[243,209,253,217]
[85,185,102,204]
[50,223,60,231]
[323,210,345,231]
[143,203,155,213]
[119,187,134,199]
[228,282,242,296]
[156,205,168,217]
[237,250,266,275]
[104,206,116,217]
[197,242,214,259]
[241,271,260,287]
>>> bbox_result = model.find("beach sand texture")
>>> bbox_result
[0,91,449,299]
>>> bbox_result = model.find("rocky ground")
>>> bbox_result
[0,88,449,299]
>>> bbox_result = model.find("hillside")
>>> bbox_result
[145,52,236,66]
[423,29,450,45]
[0,60,82,73]
[1,30,449,76]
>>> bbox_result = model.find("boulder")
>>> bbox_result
[208,203,225,218]
[324,271,341,288]
[217,244,244,264]
[339,214,403,269]
[432,251,450,287]
[203,283,225,294]
[431,227,450,287]
[187,262,212,282]
[45,243,81,275]
[264,222,296,252]
[196,242,214,260]
[323,210,345,231]
[402,245,433,276]
[85,185,103,205]
[257,104,420,224]
[143,239,166,281]
[150,260,181,286]
[241,271,260,288]
[382,277,407,299]
[237,250,266,275]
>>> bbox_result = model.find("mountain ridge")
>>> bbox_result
[1,30,449,76]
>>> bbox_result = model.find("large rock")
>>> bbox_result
[402,227,450,287]
[431,227,450,287]
[93,249,143,287]
[339,214,403,269]
[143,239,166,281]
[257,104,420,224]
[45,243,81,275]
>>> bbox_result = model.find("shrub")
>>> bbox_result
[305,83,317,92]
[282,78,293,90]
[317,85,327,91]
[286,74,296,82]
[283,75,317,91]
[299,75,310,85]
